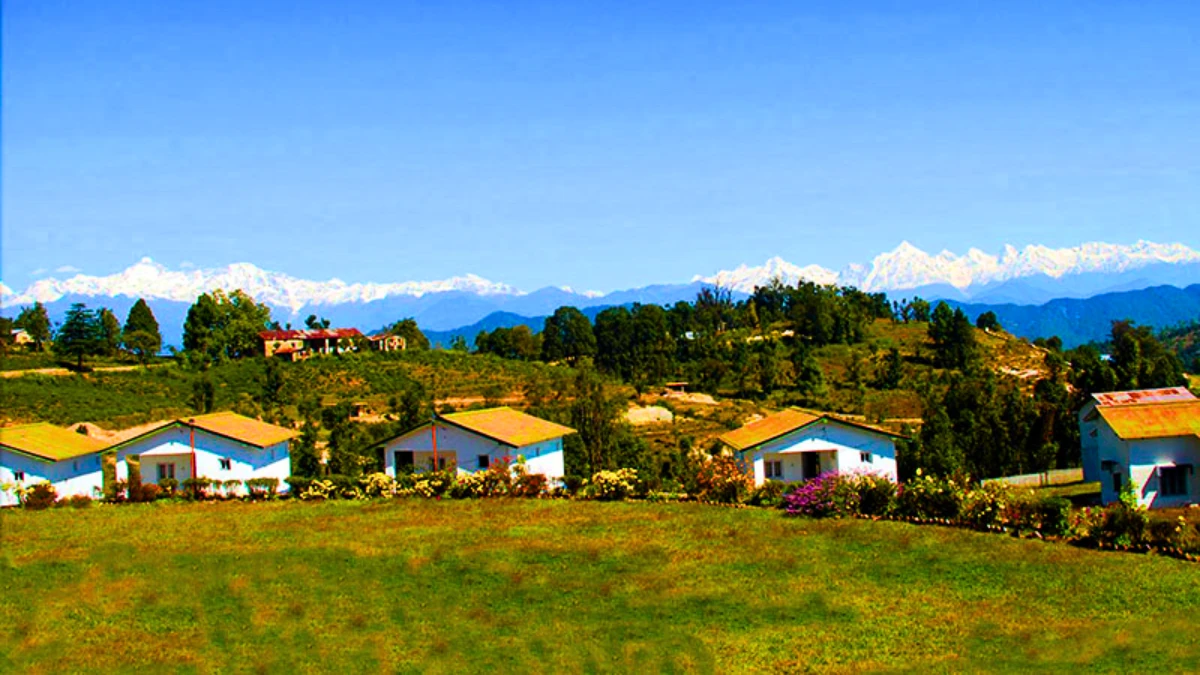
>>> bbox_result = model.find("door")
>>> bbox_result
[394,451,415,474]
[802,453,821,480]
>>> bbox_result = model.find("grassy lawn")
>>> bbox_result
[2,501,1197,673]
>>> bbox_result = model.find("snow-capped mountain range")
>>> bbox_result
[695,240,1200,294]
[2,240,1198,342]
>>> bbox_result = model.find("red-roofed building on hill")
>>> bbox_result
[259,328,364,360]
[1081,387,1200,508]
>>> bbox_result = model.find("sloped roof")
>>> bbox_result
[1092,387,1196,407]
[259,328,363,341]
[1096,400,1200,441]
[0,423,109,462]
[440,407,576,447]
[719,409,821,451]
[186,412,299,447]
[719,408,904,452]
[109,412,298,451]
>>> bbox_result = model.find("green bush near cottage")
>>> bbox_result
[2,500,1198,672]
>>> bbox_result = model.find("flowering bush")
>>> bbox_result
[851,472,897,516]
[359,473,396,498]
[896,470,968,520]
[589,468,640,500]
[21,482,58,510]
[783,473,860,518]
[300,479,335,501]
[413,470,454,498]
[961,481,1015,529]
[695,455,752,504]
[1147,516,1200,552]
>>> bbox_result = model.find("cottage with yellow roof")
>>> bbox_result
[1,423,110,506]
[109,412,298,492]
[377,407,576,481]
[1080,387,1200,508]
[719,409,903,486]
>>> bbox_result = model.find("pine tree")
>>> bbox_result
[122,298,162,363]
[98,308,122,357]
[55,303,101,370]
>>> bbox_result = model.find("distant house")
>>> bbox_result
[110,412,297,491]
[719,409,903,485]
[378,407,576,480]
[259,328,364,360]
[0,423,109,506]
[11,328,33,346]
[1080,387,1200,508]
[367,333,406,353]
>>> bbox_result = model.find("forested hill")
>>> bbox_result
[947,284,1200,347]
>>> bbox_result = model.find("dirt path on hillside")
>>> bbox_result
[0,364,164,378]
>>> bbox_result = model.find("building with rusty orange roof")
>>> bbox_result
[376,407,576,481]
[718,408,904,486]
[1080,387,1200,508]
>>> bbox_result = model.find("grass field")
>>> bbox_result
[2,500,1197,673]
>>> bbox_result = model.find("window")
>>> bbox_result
[1160,466,1190,497]
[219,458,232,471]
[478,455,490,470]
[13,471,25,481]
[157,463,175,481]
[860,452,872,463]
[1112,472,1122,494]
[438,457,447,470]
[764,460,783,479]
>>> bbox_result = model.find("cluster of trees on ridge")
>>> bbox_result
[1,300,162,367]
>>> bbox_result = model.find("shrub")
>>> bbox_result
[413,470,454,498]
[127,455,144,502]
[512,472,548,498]
[62,494,93,509]
[245,477,280,500]
[589,468,639,501]
[325,474,362,500]
[1030,495,1072,537]
[220,479,243,499]
[359,473,395,498]
[286,475,315,496]
[852,472,897,516]
[746,480,788,508]
[22,482,58,510]
[158,477,179,496]
[106,479,129,503]
[783,473,859,518]
[181,477,214,500]
[300,479,335,501]
[1146,516,1200,553]
[962,482,1015,529]
[896,471,967,520]
[135,483,162,502]
[694,455,752,504]
[1096,502,1148,547]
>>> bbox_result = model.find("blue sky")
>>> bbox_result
[3,1,1198,292]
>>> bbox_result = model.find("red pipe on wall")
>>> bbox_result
[189,419,197,481]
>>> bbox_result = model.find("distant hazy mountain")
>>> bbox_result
[949,284,1200,347]
[3,239,1197,347]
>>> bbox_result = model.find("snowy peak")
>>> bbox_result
[1,259,522,312]
[692,256,838,292]
[698,240,1200,294]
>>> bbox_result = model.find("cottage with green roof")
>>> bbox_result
[1,423,110,506]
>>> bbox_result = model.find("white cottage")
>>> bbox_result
[720,409,902,485]
[110,412,297,491]
[378,407,576,480]
[1080,387,1200,508]
[0,423,109,506]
